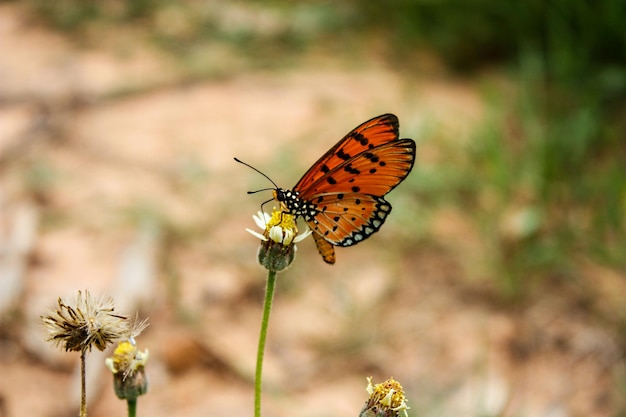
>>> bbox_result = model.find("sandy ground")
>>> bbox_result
[0,4,624,417]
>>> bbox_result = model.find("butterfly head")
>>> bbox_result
[273,188,298,208]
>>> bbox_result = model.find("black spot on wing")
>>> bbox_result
[336,197,393,247]
[352,132,369,146]
[336,149,351,160]
[363,152,380,163]
[343,164,360,175]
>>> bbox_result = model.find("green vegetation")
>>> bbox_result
[351,0,626,299]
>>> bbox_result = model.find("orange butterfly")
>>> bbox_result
[239,114,416,264]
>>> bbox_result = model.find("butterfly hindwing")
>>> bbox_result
[294,114,400,193]
[307,194,392,247]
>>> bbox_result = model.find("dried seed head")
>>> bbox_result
[41,290,129,352]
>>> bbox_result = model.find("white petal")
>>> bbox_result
[136,349,149,365]
[105,358,117,373]
[246,228,268,241]
[381,389,395,407]
[366,377,374,395]
[294,227,312,243]
[252,211,269,229]
[268,226,283,243]
[283,229,294,245]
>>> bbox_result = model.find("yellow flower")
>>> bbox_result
[246,209,311,272]
[105,317,150,400]
[105,341,149,377]
[361,377,410,417]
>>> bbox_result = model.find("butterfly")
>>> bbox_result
[237,114,416,264]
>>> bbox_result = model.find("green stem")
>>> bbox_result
[127,398,137,417]
[254,269,277,417]
[80,349,87,417]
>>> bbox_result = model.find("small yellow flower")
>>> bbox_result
[105,341,149,377]
[246,209,311,272]
[361,377,410,417]
[105,316,150,400]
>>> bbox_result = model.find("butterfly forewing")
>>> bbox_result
[297,139,416,198]
[294,114,400,193]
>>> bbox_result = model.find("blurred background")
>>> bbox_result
[1,1,625,416]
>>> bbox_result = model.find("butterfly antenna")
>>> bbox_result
[234,157,280,192]
[259,197,275,225]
